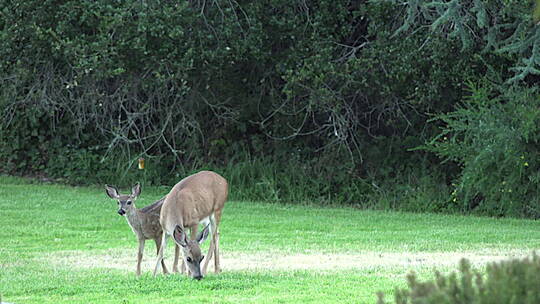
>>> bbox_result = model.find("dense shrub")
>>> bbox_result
[422,84,540,218]
[0,0,539,214]
[377,254,540,304]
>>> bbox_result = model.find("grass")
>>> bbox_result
[1,175,539,303]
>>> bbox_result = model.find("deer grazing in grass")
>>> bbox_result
[153,170,228,280]
[105,183,181,276]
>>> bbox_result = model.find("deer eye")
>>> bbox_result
[126,201,132,205]
[186,257,193,263]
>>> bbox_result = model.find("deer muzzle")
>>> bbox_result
[190,264,203,280]
[117,209,126,216]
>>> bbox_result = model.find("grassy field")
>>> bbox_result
[1,176,539,303]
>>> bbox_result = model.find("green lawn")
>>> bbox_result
[1,176,539,303]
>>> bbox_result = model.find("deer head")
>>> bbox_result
[173,224,210,280]
[105,183,141,216]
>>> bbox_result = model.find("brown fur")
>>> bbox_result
[105,184,179,276]
[153,171,228,279]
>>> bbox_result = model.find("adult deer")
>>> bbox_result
[105,183,180,276]
[153,171,228,280]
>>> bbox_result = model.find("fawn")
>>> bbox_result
[105,183,180,276]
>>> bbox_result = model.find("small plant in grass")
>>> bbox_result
[378,253,540,304]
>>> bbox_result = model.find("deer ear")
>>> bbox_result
[105,185,119,199]
[173,225,188,247]
[131,183,141,197]
[196,224,210,244]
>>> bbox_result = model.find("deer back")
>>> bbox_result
[160,171,228,234]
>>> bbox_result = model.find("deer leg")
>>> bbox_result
[214,228,221,273]
[173,243,180,273]
[136,238,145,277]
[154,238,169,274]
[202,236,215,275]
[214,211,223,273]
[153,233,167,276]
[202,213,218,275]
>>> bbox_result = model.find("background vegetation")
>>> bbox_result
[1,0,539,217]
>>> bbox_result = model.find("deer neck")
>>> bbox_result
[125,207,143,234]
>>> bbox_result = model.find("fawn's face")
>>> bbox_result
[105,184,141,216]
[173,224,210,280]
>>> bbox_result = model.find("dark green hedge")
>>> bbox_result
[1,1,539,216]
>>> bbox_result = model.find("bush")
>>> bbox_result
[421,84,540,218]
[0,0,463,196]
[378,254,540,304]
[0,0,538,214]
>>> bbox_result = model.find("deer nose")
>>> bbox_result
[118,209,126,216]
[193,275,203,280]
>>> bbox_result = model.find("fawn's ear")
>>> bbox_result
[131,183,141,198]
[196,224,210,244]
[173,225,188,247]
[105,185,119,199]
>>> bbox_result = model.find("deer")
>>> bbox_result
[153,170,228,280]
[105,183,181,276]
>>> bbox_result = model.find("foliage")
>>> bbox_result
[421,84,540,218]
[395,0,539,83]
[535,0,540,22]
[0,0,539,216]
[378,254,540,304]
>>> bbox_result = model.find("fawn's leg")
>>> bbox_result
[136,238,145,277]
